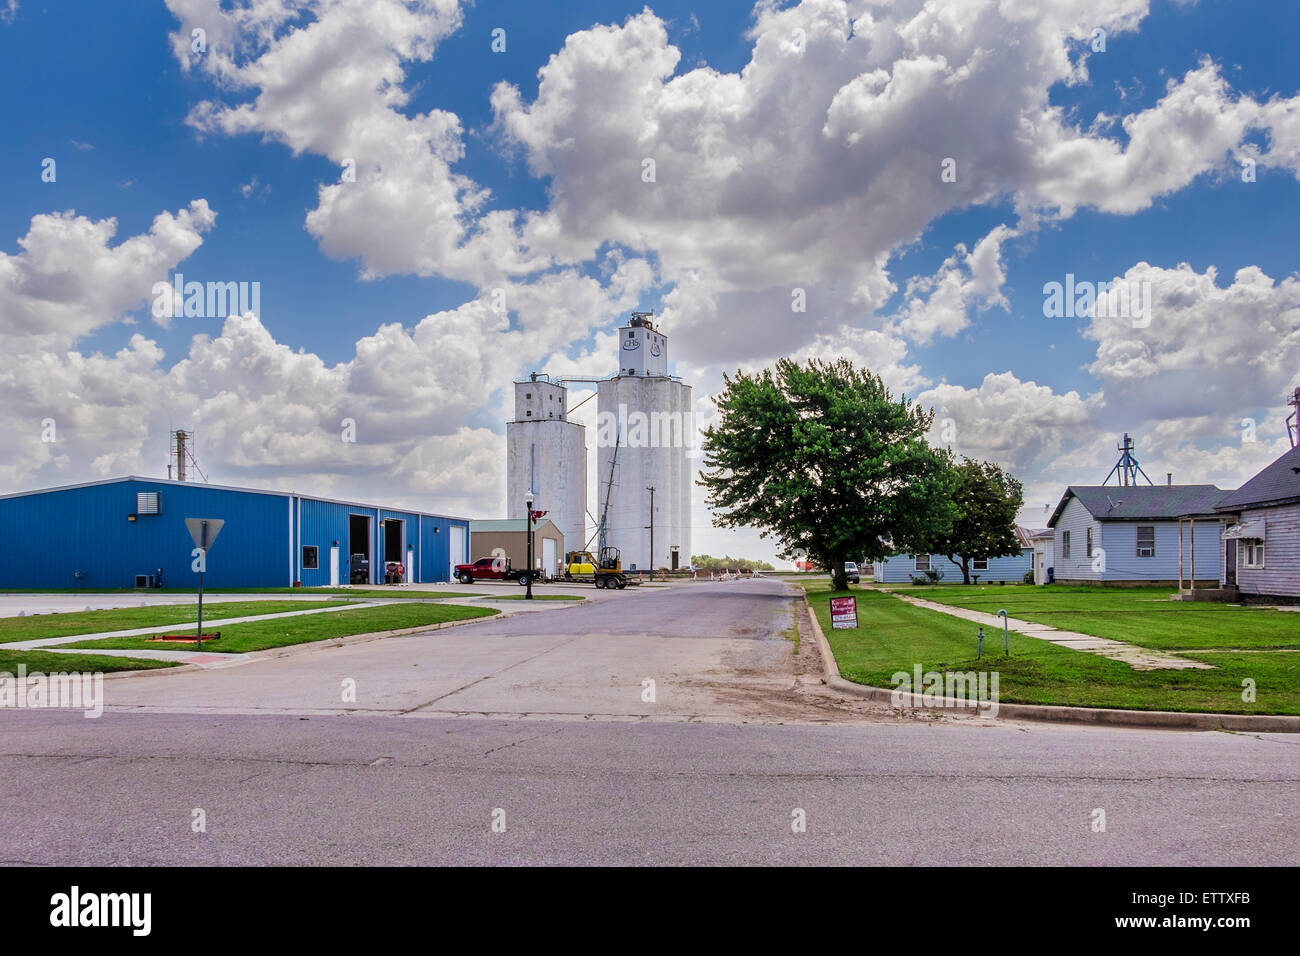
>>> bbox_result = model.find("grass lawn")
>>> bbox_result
[0,648,178,673]
[313,589,478,599]
[887,583,1300,650]
[57,602,499,654]
[798,579,1300,715]
[0,600,346,644]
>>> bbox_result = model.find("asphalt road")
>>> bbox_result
[2,580,1296,865]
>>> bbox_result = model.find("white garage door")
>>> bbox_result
[449,525,466,581]
[542,537,557,578]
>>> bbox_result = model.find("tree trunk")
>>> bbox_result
[830,555,848,591]
[961,557,970,585]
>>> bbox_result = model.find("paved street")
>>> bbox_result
[2,580,1297,865]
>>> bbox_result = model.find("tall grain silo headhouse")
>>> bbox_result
[507,311,693,573]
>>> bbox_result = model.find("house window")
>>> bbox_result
[972,558,988,571]
[302,546,319,570]
[1061,531,1071,559]
[1086,528,1093,558]
[1241,539,1265,569]
[1136,525,1155,557]
[914,554,931,571]
[525,392,531,399]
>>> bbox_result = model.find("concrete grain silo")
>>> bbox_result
[506,375,587,560]
[596,313,692,571]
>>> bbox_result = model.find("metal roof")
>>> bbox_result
[1047,485,1228,526]
[0,475,469,522]
[1215,445,1300,511]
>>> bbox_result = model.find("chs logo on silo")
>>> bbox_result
[151,272,260,320]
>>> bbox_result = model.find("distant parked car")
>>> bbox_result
[844,561,860,583]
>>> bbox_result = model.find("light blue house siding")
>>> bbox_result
[1050,489,1224,584]
[1051,495,1102,582]
[1100,520,1220,582]
[872,549,1032,583]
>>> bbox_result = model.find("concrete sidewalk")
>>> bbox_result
[885,590,1213,670]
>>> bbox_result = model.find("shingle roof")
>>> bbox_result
[1215,445,1300,511]
[1048,485,1227,526]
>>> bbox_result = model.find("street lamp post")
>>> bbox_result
[525,492,534,600]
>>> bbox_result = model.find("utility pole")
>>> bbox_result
[645,485,655,577]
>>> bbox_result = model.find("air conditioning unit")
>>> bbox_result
[1137,547,1154,557]
[134,574,155,589]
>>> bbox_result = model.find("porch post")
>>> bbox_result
[1178,520,1184,591]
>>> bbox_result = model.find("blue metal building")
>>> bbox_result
[0,476,470,589]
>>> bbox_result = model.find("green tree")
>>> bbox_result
[691,554,776,572]
[699,358,956,591]
[922,457,1025,584]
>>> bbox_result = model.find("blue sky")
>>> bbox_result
[2,0,1298,563]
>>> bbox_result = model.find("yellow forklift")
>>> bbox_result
[564,547,629,589]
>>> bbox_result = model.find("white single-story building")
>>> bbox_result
[1030,529,1054,585]
[1046,485,1227,585]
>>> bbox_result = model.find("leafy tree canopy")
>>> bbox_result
[691,555,776,572]
[698,357,956,590]
[921,457,1025,584]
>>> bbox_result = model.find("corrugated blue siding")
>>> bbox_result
[872,550,1031,582]
[419,515,465,583]
[295,497,374,586]
[0,478,471,588]
[0,478,291,589]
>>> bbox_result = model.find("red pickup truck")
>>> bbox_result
[454,556,535,586]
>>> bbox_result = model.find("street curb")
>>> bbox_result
[99,598,585,680]
[796,591,1300,734]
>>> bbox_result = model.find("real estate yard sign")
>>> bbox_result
[830,596,858,629]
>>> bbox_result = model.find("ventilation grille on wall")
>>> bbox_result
[136,492,160,515]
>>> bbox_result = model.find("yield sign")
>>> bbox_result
[185,518,225,551]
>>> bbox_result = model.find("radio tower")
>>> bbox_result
[1103,433,1153,487]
